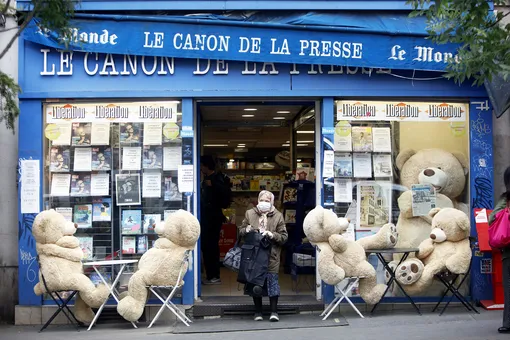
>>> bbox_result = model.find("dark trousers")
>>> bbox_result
[201,216,223,280]
[253,296,278,314]
[504,257,510,327]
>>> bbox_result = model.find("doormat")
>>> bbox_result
[172,313,348,334]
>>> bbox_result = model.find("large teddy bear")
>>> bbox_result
[395,207,471,294]
[303,205,398,304]
[117,209,200,322]
[33,209,109,323]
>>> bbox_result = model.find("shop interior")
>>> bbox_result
[198,100,318,298]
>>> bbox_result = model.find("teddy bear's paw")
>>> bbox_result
[385,223,398,247]
[74,307,94,325]
[117,296,145,322]
[396,259,424,285]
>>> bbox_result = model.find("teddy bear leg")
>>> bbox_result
[356,223,398,250]
[395,258,425,285]
[358,275,388,305]
[117,272,149,322]
[69,273,110,308]
[34,282,45,296]
[73,293,95,325]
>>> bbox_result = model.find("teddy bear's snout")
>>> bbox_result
[430,228,447,243]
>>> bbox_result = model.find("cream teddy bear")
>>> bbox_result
[303,206,393,305]
[117,209,200,322]
[394,207,471,295]
[33,209,109,324]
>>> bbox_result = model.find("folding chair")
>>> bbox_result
[432,237,480,316]
[38,256,83,332]
[321,277,365,320]
[147,250,193,328]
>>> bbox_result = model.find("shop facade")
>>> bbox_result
[16,8,496,314]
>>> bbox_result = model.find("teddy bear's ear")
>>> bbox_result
[452,152,469,176]
[396,149,416,171]
[456,213,470,232]
[428,207,441,218]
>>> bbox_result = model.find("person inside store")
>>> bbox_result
[238,190,288,322]
[489,166,510,334]
[200,155,230,285]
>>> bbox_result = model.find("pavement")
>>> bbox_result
[1,307,508,340]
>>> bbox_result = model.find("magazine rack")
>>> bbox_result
[147,250,193,328]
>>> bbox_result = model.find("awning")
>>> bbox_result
[23,11,460,72]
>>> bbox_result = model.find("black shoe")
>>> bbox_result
[269,313,279,322]
[498,327,510,333]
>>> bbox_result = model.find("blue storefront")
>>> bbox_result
[16,0,496,313]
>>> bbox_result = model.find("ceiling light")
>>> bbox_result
[282,144,290,147]
[297,144,308,147]
[296,131,314,134]
[237,144,246,146]
[298,140,314,143]
[297,159,302,162]
[277,110,290,114]
[286,141,290,143]
[236,146,245,148]
[229,159,235,163]
[242,114,255,118]
[203,144,228,147]
[273,117,286,120]
[244,108,257,111]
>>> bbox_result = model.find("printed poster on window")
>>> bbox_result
[334,121,352,152]
[411,184,436,217]
[372,127,392,153]
[356,181,392,231]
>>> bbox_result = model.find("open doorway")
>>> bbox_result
[197,100,317,300]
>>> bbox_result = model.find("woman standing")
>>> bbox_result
[239,190,288,322]
[489,167,510,334]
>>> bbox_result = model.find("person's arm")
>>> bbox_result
[271,213,288,246]
[489,198,508,225]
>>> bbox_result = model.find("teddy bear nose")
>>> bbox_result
[74,223,78,229]
[424,169,435,177]
[430,233,436,240]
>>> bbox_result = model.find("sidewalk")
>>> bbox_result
[1,307,507,340]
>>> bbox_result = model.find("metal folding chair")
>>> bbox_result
[147,250,193,328]
[432,237,480,316]
[37,256,82,332]
[321,277,365,320]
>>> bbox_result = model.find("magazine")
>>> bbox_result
[137,236,149,254]
[120,123,142,144]
[73,204,92,228]
[373,154,393,177]
[122,236,136,254]
[91,147,112,171]
[334,153,353,177]
[143,214,161,234]
[49,147,70,172]
[283,187,297,203]
[356,181,392,230]
[76,236,93,260]
[142,146,163,169]
[411,184,436,217]
[71,122,92,146]
[352,126,373,152]
[70,174,91,196]
[121,210,142,234]
[164,176,181,201]
[92,198,112,222]
[55,207,73,222]
[285,210,297,224]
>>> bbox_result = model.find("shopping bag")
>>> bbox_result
[489,203,510,249]
[223,239,242,272]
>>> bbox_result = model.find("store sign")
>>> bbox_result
[24,17,459,72]
[336,100,468,122]
[45,101,180,123]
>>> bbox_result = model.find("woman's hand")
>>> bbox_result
[262,231,273,239]
[246,225,253,233]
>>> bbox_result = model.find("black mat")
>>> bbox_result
[172,313,348,334]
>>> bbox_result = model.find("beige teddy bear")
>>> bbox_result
[117,209,200,322]
[303,206,394,304]
[394,207,471,295]
[32,209,109,323]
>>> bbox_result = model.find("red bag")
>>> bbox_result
[489,202,510,249]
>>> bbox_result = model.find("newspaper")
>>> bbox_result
[411,184,436,217]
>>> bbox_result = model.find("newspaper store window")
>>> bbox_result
[331,100,470,297]
[42,100,184,298]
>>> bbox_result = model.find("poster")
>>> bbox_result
[163,146,182,171]
[71,122,91,146]
[142,146,163,169]
[352,126,373,152]
[323,150,335,178]
[372,127,392,153]
[74,147,92,171]
[116,174,141,206]
[49,147,70,172]
[91,122,111,145]
[142,171,162,198]
[143,122,163,145]
[411,184,437,217]
[164,176,182,201]
[178,164,194,193]
[334,178,353,203]
[373,154,393,177]
[120,123,142,144]
[334,121,352,152]
[353,153,372,178]
[334,153,353,177]
[122,146,142,170]
[50,173,71,197]
[49,122,72,146]
[20,160,40,213]
[356,181,392,230]
[91,173,110,196]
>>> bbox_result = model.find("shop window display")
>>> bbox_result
[42,101,184,299]
[330,100,470,297]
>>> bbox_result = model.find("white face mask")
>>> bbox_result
[257,201,271,212]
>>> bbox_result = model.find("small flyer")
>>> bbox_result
[372,127,392,153]
[51,173,71,196]
[49,122,72,146]
[55,207,73,222]
[92,198,112,222]
[334,153,353,178]
[178,164,194,193]
[411,184,437,217]
[143,122,163,145]
[91,147,112,171]
[352,126,373,152]
[121,210,142,234]
[163,146,182,171]
[142,171,162,198]
[353,153,372,178]
[116,174,141,206]
[373,154,393,177]
[164,176,182,201]
[71,122,92,146]
[74,204,93,228]
[334,178,353,203]
[74,147,92,171]
[91,173,110,196]
[76,236,94,260]
[120,123,142,144]
[164,210,177,221]
[142,146,163,169]
[334,121,352,152]
[322,150,335,178]
[20,160,40,214]
[122,146,142,170]
[49,147,70,172]
[122,236,136,254]
[70,174,91,196]
[91,122,110,145]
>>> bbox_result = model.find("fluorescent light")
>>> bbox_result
[242,114,255,118]
[203,144,228,147]
[229,159,235,163]
[236,146,245,148]
[277,110,290,114]
[244,108,257,111]
[297,144,308,147]
[298,140,314,143]
[282,144,290,147]
[237,144,246,146]
[273,117,286,120]
[296,131,314,134]
[297,159,302,162]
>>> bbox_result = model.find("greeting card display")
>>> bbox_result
[71,123,92,146]
[70,174,91,196]
[49,147,70,172]
[91,147,112,171]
